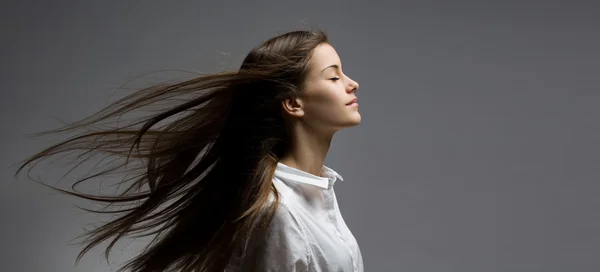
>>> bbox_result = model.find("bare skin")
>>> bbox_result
[280,43,360,177]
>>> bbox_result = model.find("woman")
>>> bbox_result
[16,30,363,272]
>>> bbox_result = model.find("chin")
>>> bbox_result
[330,112,362,131]
[352,112,362,124]
[345,114,362,127]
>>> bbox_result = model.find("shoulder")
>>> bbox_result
[266,202,306,237]
[256,200,309,246]
[236,202,313,271]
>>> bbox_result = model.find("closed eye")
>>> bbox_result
[330,77,340,81]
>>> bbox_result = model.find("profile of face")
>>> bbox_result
[282,43,361,134]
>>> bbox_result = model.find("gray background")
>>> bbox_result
[2,1,600,271]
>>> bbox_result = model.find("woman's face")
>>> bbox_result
[283,43,361,133]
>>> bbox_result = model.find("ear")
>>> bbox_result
[281,97,304,117]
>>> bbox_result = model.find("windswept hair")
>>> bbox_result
[14,30,329,272]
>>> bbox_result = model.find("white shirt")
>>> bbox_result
[227,162,364,272]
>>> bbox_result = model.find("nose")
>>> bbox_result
[348,77,359,93]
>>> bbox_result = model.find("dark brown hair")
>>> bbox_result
[14,30,329,272]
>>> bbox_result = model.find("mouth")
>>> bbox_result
[346,98,358,106]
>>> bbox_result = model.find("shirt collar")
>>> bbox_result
[274,162,344,189]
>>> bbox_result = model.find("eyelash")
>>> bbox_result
[330,77,340,81]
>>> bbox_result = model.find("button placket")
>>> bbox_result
[324,185,358,272]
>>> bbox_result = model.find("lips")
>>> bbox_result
[346,98,358,105]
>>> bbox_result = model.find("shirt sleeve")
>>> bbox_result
[234,203,312,272]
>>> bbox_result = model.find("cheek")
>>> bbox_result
[305,81,342,103]
[316,92,341,106]
[302,81,348,118]
[304,92,347,119]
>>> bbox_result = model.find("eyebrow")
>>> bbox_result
[320,64,340,73]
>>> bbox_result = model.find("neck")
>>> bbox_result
[279,123,334,177]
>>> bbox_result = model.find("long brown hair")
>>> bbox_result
[14,30,329,272]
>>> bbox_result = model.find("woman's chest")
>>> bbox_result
[294,204,362,272]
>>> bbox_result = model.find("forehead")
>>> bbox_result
[308,43,341,72]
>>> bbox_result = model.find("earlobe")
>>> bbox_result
[281,98,304,117]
